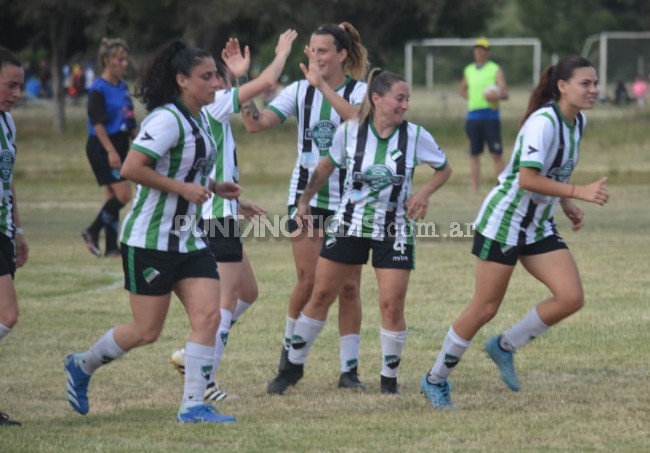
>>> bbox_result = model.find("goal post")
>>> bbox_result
[581,31,650,100]
[404,37,542,89]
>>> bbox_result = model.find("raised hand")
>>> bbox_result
[222,37,250,78]
[299,45,323,89]
[276,29,298,60]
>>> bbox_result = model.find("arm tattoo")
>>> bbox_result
[242,101,260,121]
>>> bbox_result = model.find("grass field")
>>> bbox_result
[1,89,649,452]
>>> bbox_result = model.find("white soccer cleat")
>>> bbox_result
[170,348,185,377]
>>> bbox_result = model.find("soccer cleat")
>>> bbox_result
[484,336,521,392]
[0,411,21,426]
[420,375,456,409]
[170,348,186,377]
[204,382,228,402]
[380,375,400,395]
[267,361,303,395]
[104,249,121,258]
[177,404,236,424]
[81,229,101,257]
[277,346,289,372]
[338,367,366,390]
[65,353,91,415]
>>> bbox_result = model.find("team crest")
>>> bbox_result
[194,150,217,178]
[353,164,404,191]
[0,150,14,182]
[305,120,337,150]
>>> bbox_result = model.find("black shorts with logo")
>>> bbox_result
[86,133,129,186]
[465,119,503,156]
[287,205,335,234]
[471,231,568,266]
[121,244,218,296]
[319,235,415,270]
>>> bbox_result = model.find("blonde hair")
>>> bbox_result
[97,38,129,70]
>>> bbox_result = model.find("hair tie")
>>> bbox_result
[338,23,345,31]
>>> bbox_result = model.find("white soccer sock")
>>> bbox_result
[339,334,361,372]
[283,317,296,350]
[210,308,233,381]
[0,322,11,343]
[501,307,549,351]
[428,326,471,384]
[287,314,325,365]
[380,328,408,379]
[81,328,126,375]
[182,342,214,407]
[231,299,252,325]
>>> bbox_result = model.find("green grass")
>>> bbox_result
[1,90,649,452]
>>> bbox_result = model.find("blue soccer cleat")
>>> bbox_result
[484,336,520,392]
[420,375,456,409]
[65,353,92,415]
[177,404,236,424]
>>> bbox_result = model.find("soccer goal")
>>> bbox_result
[581,31,650,100]
[404,37,542,89]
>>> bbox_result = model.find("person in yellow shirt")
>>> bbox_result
[460,37,509,192]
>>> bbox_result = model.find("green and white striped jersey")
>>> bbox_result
[203,88,241,219]
[267,77,366,210]
[328,119,448,243]
[120,101,217,252]
[0,112,17,238]
[474,102,586,245]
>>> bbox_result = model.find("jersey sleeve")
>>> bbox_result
[414,125,448,170]
[328,121,348,168]
[266,81,300,123]
[205,89,237,122]
[131,109,180,161]
[348,81,367,106]
[519,112,557,170]
[87,89,108,126]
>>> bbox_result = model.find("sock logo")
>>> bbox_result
[290,335,307,350]
[100,354,115,365]
[443,353,460,369]
[384,354,401,369]
[220,331,229,346]
[346,359,358,370]
[143,267,160,286]
[201,365,212,381]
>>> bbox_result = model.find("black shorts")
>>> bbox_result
[86,133,130,186]
[121,244,218,296]
[0,233,16,278]
[202,217,243,263]
[465,119,503,156]
[471,231,569,266]
[287,205,335,234]
[319,235,415,270]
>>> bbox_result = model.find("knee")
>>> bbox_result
[474,303,500,326]
[1,312,18,329]
[135,328,162,346]
[379,300,404,326]
[339,280,359,302]
[560,291,584,315]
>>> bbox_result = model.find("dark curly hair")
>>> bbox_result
[136,41,211,112]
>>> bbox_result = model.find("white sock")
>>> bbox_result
[283,317,296,350]
[339,334,361,372]
[0,322,11,343]
[501,307,549,351]
[210,308,233,381]
[428,326,471,384]
[380,328,408,379]
[231,299,251,325]
[287,314,325,365]
[182,342,214,407]
[81,328,126,375]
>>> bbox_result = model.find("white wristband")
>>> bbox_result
[15,227,24,234]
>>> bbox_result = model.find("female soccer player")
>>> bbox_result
[65,41,240,424]
[241,22,371,390]
[169,29,297,402]
[81,38,136,257]
[267,69,452,395]
[420,55,609,409]
[0,46,28,427]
